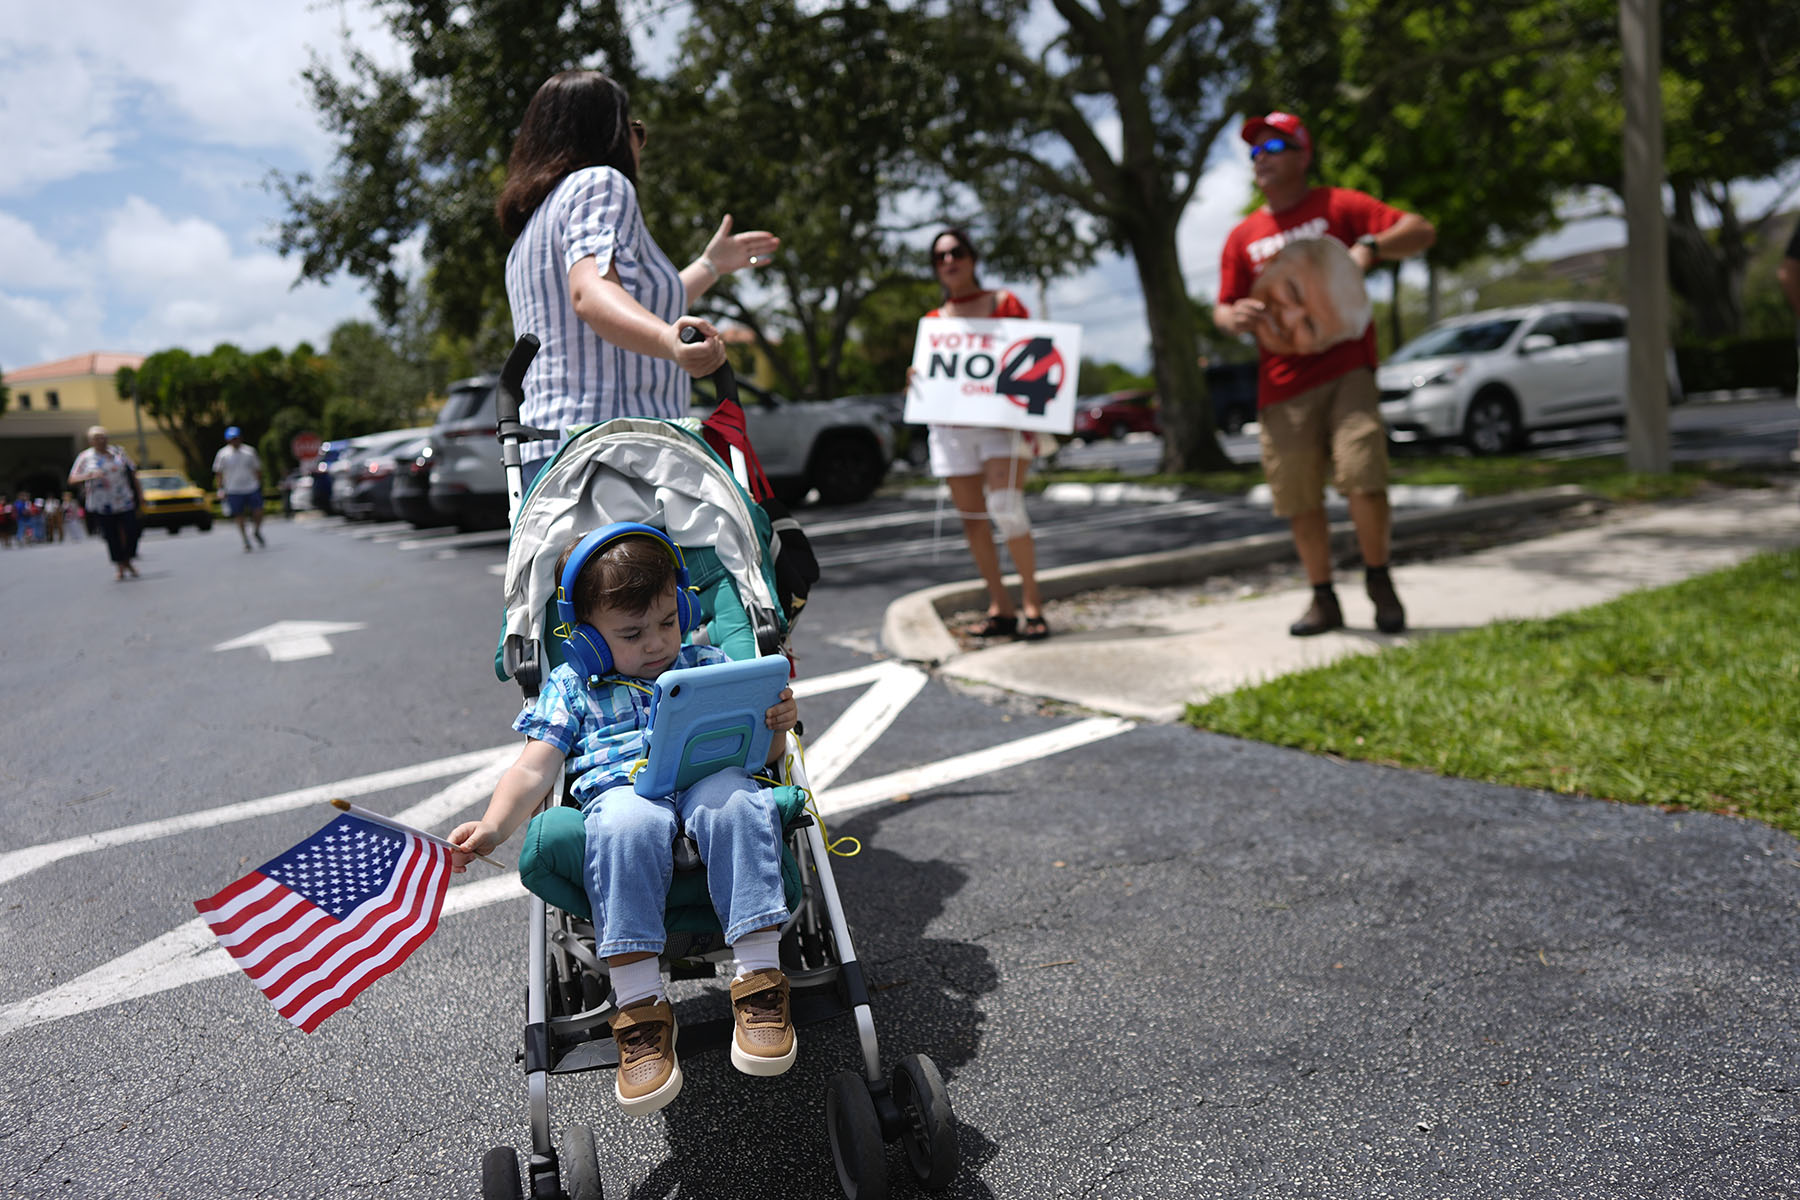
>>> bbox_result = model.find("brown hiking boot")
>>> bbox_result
[610,998,681,1115]
[1289,588,1344,637]
[729,968,797,1076]
[1366,571,1406,634]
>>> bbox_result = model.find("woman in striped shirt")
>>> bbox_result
[497,70,780,487]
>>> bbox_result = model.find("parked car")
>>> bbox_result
[389,442,444,528]
[308,441,352,514]
[1377,302,1683,455]
[342,433,432,522]
[136,471,213,534]
[331,428,433,519]
[1205,361,1259,434]
[426,374,509,532]
[841,392,926,470]
[1073,389,1161,441]
[691,379,896,506]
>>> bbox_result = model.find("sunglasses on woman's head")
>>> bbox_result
[934,245,970,263]
[629,119,647,147]
[1250,137,1298,160]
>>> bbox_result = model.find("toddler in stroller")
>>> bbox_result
[473,335,959,1200]
[450,523,801,1115]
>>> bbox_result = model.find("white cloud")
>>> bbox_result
[96,197,369,352]
[0,50,126,193]
[0,211,78,288]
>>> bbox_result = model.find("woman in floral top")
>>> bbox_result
[67,425,144,579]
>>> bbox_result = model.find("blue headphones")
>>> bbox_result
[555,522,699,680]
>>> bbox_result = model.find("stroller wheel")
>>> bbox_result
[891,1054,959,1191]
[825,1071,889,1200]
[562,1124,603,1199]
[480,1145,523,1200]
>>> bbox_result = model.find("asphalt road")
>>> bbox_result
[3,403,1798,1199]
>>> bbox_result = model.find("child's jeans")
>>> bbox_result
[581,767,790,957]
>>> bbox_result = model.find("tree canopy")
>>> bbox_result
[118,345,333,487]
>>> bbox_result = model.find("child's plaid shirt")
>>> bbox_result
[514,644,729,809]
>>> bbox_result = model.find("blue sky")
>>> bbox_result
[4,0,1712,382]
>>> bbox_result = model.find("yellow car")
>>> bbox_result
[137,471,214,534]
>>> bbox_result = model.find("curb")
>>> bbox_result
[878,485,1600,666]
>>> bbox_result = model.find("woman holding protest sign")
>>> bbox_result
[496,69,781,490]
[913,227,1050,640]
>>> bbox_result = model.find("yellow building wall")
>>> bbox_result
[3,357,189,495]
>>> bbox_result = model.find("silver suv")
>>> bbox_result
[1378,301,1682,455]
[691,379,896,505]
[426,374,507,531]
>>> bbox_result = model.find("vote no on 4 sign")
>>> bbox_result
[905,317,1081,434]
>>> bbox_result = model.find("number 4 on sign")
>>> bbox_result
[213,620,367,662]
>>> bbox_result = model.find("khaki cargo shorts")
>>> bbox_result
[1257,368,1389,517]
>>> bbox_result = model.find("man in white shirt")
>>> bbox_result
[212,426,265,551]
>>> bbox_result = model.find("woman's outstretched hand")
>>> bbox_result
[705,214,781,273]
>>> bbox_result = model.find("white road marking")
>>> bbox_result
[812,499,1231,568]
[0,663,1132,1037]
[0,746,516,886]
[213,620,368,662]
[810,716,1134,820]
[797,661,929,790]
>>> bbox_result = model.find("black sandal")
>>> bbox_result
[1019,615,1051,641]
[969,614,1018,639]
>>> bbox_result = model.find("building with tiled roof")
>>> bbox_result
[1,350,185,499]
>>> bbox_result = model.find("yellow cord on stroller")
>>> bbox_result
[756,730,860,859]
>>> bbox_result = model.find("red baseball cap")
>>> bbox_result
[1241,111,1311,153]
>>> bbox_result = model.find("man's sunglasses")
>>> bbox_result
[933,245,971,263]
[1250,137,1299,160]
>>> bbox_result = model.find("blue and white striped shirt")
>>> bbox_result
[514,644,729,809]
[504,166,689,466]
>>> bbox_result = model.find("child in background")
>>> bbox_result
[449,526,799,1116]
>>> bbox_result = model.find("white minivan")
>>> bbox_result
[1378,302,1681,455]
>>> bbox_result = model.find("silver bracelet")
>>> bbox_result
[697,255,720,281]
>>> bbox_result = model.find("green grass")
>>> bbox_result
[1035,452,1776,501]
[1185,548,1800,834]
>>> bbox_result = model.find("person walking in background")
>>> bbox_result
[60,491,83,541]
[42,493,63,543]
[496,69,780,493]
[68,426,143,580]
[913,227,1051,641]
[0,495,15,548]
[1214,112,1435,637]
[213,426,266,551]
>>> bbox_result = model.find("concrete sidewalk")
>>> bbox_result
[881,484,1800,722]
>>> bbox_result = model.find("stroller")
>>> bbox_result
[479,335,960,1200]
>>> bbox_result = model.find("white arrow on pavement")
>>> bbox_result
[212,620,367,661]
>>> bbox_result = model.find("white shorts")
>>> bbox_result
[927,425,1047,478]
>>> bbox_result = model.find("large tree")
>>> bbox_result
[275,0,638,354]
[119,345,332,486]
[640,1,1054,401]
[1257,0,1800,340]
[938,0,1265,472]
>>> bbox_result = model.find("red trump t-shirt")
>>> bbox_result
[1218,186,1406,407]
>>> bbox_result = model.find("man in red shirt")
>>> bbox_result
[1214,112,1435,635]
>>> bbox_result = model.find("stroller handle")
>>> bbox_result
[495,333,541,432]
[679,324,737,404]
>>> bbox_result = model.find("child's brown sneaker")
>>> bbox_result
[610,998,681,1115]
[729,968,797,1076]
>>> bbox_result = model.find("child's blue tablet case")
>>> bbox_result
[634,654,791,798]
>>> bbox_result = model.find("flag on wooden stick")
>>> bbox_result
[194,812,450,1032]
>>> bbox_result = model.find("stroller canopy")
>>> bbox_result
[497,417,783,682]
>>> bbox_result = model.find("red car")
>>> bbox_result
[1072,389,1161,441]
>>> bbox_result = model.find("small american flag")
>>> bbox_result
[194,812,450,1032]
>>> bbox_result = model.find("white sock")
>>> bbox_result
[609,958,664,1008]
[731,930,782,982]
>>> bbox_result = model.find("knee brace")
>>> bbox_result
[986,487,1031,540]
